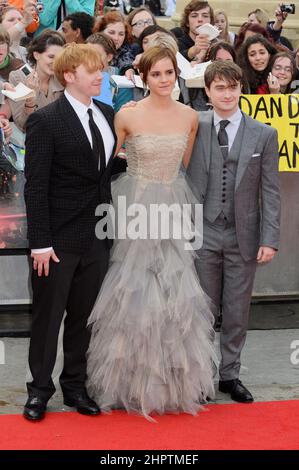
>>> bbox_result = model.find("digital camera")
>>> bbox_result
[280,3,296,14]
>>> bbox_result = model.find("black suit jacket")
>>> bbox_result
[24,94,125,252]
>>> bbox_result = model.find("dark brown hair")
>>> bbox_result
[237,34,277,92]
[27,29,65,66]
[206,41,236,62]
[180,1,214,34]
[139,46,178,84]
[204,60,243,89]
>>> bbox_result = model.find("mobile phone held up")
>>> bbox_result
[20,64,33,76]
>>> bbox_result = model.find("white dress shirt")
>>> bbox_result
[32,90,115,254]
[64,90,115,165]
[213,108,243,151]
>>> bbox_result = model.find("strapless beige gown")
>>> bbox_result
[87,134,216,420]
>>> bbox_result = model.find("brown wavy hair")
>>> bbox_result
[27,29,65,66]
[204,61,243,89]
[180,1,214,34]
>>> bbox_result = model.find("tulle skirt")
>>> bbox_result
[87,172,217,420]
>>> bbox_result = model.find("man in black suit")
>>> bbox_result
[23,43,123,421]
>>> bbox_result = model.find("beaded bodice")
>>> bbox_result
[125,134,189,183]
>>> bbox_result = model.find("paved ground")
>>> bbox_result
[1,329,299,415]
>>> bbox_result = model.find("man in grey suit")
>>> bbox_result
[187,61,280,402]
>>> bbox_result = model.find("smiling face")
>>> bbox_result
[205,76,241,116]
[247,42,271,72]
[65,63,103,98]
[103,21,126,50]
[34,45,64,77]
[271,56,293,88]
[144,57,176,96]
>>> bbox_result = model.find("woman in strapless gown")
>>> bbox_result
[86,47,217,420]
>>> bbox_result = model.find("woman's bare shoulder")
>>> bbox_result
[115,105,135,123]
[114,102,143,133]
[115,101,144,119]
[174,101,198,119]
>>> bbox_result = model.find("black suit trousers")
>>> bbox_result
[27,237,109,401]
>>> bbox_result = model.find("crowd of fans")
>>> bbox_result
[0,0,298,204]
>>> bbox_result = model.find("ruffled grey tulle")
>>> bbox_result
[86,169,217,421]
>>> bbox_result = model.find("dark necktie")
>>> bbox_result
[87,108,106,172]
[218,120,230,160]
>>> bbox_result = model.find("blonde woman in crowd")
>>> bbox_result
[248,8,269,28]
[214,10,236,46]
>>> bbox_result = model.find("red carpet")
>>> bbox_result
[1,401,299,450]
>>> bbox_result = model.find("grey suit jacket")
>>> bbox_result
[187,110,281,261]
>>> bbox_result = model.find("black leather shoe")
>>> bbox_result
[23,396,47,421]
[219,379,254,403]
[63,390,101,416]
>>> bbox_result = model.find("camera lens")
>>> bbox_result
[281,4,295,14]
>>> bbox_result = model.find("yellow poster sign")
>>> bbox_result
[239,94,299,172]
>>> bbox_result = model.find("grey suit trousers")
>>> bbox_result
[196,217,257,381]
